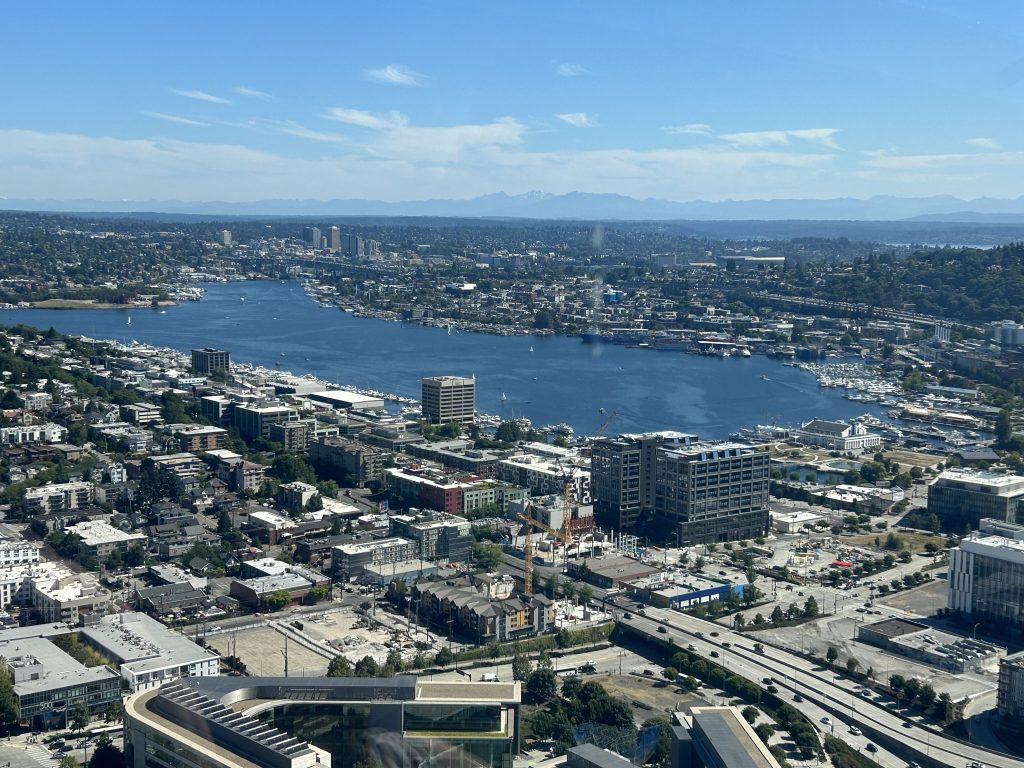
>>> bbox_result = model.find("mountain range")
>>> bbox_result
[3,191,1024,222]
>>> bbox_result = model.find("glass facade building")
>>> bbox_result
[125,677,520,768]
[949,518,1024,635]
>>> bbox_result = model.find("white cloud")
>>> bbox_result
[664,123,713,135]
[555,112,595,128]
[556,62,588,77]
[966,137,1000,150]
[365,65,426,86]
[144,111,209,127]
[170,88,232,104]
[322,108,407,130]
[234,86,272,99]
[720,128,839,149]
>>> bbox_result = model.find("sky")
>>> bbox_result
[2,1,1024,204]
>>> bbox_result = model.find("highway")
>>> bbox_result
[623,607,1020,768]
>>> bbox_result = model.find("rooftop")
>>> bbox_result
[65,520,146,547]
[79,612,219,675]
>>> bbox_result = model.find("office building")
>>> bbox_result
[332,537,415,580]
[302,226,322,248]
[191,347,231,375]
[948,518,1024,632]
[125,676,521,768]
[327,225,341,252]
[421,375,475,425]
[998,652,1024,726]
[220,230,232,246]
[592,432,696,530]
[928,469,1024,531]
[310,437,385,486]
[234,403,298,440]
[344,232,364,257]
[655,441,770,545]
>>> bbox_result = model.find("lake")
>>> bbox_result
[0,281,883,438]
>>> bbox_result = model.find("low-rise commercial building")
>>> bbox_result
[332,537,415,580]
[671,706,784,768]
[80,611,220,692]
[793,419,881,452]
[856,617,1003,672]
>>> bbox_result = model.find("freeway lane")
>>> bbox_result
[625,608,1021,768]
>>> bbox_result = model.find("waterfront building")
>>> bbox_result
[948,518,1024,633]
[421,375,475,425]
[191,347,230,374]
[654,441,770,545]
[793,418,881,452]
[124,676,521,768]
[928,468,1024,531]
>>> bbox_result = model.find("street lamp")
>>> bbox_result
[973,622,981,640]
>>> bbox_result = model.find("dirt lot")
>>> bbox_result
[209,625,330,677]
[883,449,943,470]
[595,675,703,721]
[846,529,943,553]
[874,578,948,616]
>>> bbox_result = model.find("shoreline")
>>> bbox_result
[16,299,179,310]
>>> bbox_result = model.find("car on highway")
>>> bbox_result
[902,721,913,728]
[793,694,803,702]
[657,626,667,634]
[820,717,831,725]
[709,651,719,658]
[849,726,861,736]
[866,743,877,753]
[624,612,632,619]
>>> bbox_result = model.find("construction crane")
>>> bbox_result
[595,408,618,438]
[517,505,572,593]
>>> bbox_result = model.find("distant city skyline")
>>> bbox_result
[2,1,1023,203]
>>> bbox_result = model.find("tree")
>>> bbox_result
[845,657,860,675]
[264,590,291,612]
[803,596,819,618]
[543,575,559,599]
[103,699,122,723]
[59,757,81,768]
[526,668,557,701]
[472,542,504,570]
[825,646,839,668]
[70,700,90,732]
[0,660,19,734]
[741,706,759,725]
[753,723,774,745]
[996,408,1014,447]
[512,653,532,682]
[124,544,146,567]
[434,647,454,667]
[89,738,124,768]
[354,655,380,676]
[577,584,593,607]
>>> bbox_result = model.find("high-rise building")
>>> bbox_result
[327,225,341,252]
[220,230,232,246]
[655,440,770,545]
[190,347,230,375]
[344,233,364,257]
[302,226,322,249]
[948,518,1024,632]
[421,375,475,425]
[592,432,696,530]
[928,468,1024,532]
[998,652,1024,727]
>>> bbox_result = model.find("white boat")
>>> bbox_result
[126,316,132,326]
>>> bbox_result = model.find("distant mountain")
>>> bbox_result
[3,191,1024,221]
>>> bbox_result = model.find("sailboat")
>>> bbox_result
[126,315,132,326]
[448,324,453,335]
[501,392,507,402]
[529,346,534,353]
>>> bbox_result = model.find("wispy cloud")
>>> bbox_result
[323,108,407,130]
[144,111,209,127]
[862,149,1024,170]
[664,123,713,135]
[170,88,231,104]
[556,112,595,128]
[234,85,272,99]
[556,62,588,77]
[277,122,349,143]
[365,65,426,87]
[720,128,839,149]
[966,137,1000,150]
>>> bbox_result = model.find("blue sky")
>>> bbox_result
[2,1,1023,203]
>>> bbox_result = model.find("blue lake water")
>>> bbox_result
[0,281,883,438]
